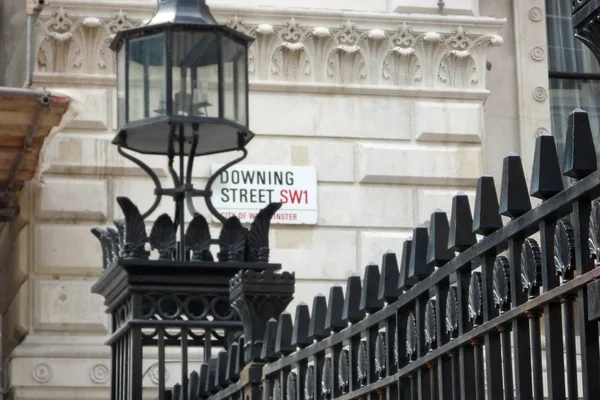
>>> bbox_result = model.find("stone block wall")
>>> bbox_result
[2,0,507,398]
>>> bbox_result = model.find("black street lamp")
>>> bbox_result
[111,0,253,157]
[108,0,259,261]
[90,3,293,400]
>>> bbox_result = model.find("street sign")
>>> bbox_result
[210,164,318,225]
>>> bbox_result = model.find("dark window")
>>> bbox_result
[546,0,600,163]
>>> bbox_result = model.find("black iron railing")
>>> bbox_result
[162,109,600,400]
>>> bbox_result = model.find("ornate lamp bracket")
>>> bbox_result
[116,126,249,224]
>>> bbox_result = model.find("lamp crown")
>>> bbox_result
[148,0,217,26]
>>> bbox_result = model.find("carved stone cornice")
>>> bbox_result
[34,3,504,89]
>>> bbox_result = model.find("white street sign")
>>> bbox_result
[210,164,318,225]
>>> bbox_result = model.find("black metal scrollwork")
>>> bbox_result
[357,340,368,384]
[445,287,458,335]
[92,198,283,267]
[374,332,386,376]
[468,272,483,325]
[521,238,542,298]
[424,299,436,349]
[185,214,213,261]
[338,349,349,392]
[555,218,576,280]
[305,366,315,400]
[406,313,417,359]
[286,372,297,400]
[493,256,511,311]
[322,357,332,397]
[272,379,282,400]
[589,200,600,262]
[149,214,176,260]
[117,197,150,259]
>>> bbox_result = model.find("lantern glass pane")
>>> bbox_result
[172,31,219,118]
[117,42,126,128]
[222,37,247,127]
[127,33,166,122]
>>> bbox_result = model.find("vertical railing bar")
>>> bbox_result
[457,264,476,400]
[280,367,289,400]
[527,311,543,399]
[508,236,533,400]
[111,340,117,400]
[366,327,378,388]
[572,200,600,400]
[384,315,398,400]
[435,279,451,400]
[205,328,212,361]
[498,324,514,400]
[470,338,484,400]
[298,359,308,400]
[410,373,417,400]
[126,330,131,400]
[481,251,503,400]
[332,344,343,399]
[159,328,166,400]
[182,327,189,400]
[262,374,272,400]
[562,294,578,400]
[449,351,459,400]
[131,295,143,400]
[315,352,325,400]
[539,218,566,400]
[396,309,411,400]
[427,361,437,400]
[349,336,360,392]
[415,294,431,400]
[117,337,123,400]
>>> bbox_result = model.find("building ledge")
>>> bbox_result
[0,87,74,221]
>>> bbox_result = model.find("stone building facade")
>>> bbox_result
[0,0,564,398]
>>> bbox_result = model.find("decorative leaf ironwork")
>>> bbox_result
[374,332,386,376]
[114,220,125,259]
[305,365,315,400]
[248,202,282,262]
[106,227,121,262]
[322,357,332,397]
[521,238,542,298]
[406,312,417,359]
[493,256,511,310]
[468,272,483,325]
[272,379,282,400]
[357,340,368,384]
[91,228,114,270]
[218,217,248,262]
[555,218,576,280]
[286,372,297,400]
[424,299,436,348]
[590,200,600,262]
[116,197,149,259]
[445,287,458,335]
[149,214,176,259]
[338,349,350,391]
[185,214,214,261]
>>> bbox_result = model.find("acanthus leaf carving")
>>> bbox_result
[37,7,138,74]
[36,7,502,88]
